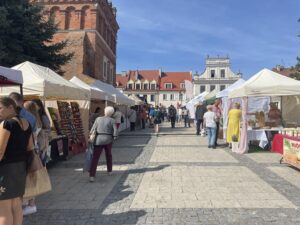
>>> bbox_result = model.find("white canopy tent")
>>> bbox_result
[216,79,245,98]
[186,91,209,119]
[204,89,218,100]
[70,76,108,101]
[1,61,90,100]
[229,68,300,98]
[228,68,300,154]
[91,80,134,106]
[128,95,144,105]
[0,66,23,95]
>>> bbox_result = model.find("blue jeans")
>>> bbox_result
[207,127,216,147]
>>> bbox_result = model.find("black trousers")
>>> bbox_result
[141,119,145,129]
[184,116,190,127]
[215,121,220,145]
[196,119,204,134]
[170,116,176,128]
[130,122,135,131]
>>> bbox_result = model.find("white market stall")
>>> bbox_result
[6,61,91,156]
[186,91,209,119]
[229,68,300,154]
[0,66,23,94]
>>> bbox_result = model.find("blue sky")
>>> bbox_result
[113,0,300,79]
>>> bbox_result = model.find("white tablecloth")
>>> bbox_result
[247,130,268,148]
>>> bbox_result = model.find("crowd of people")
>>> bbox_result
[0,93,51,225]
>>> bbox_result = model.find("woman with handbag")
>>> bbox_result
[89,106,118,182]
[0,97,33,225]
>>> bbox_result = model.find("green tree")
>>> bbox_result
[0,1,73,74]
[290,19,300,80]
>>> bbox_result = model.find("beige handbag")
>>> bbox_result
[24,166,52,199]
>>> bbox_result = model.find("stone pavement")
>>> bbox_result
[24,122,300,225]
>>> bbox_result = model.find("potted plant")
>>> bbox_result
[231,134,239,153]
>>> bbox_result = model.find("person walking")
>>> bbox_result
[168,105,177,128]
[195,102,207,135]
[226,103,242,147]
[153,106,162,134]
[89,107,101,130]
[89,106,118,182]
[113,107,122,130]
[140,107,147,129]
[203,105,217,149]
[0,97,33,225]
[212,99,222,146]
[128,107,137,131]
[182,106,191,128]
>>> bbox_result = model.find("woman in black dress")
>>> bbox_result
[0,97,33,225]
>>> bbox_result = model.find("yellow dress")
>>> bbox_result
[227,109,242,143]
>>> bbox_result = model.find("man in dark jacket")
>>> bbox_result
[168,104,177,128]
[195,102,207,135]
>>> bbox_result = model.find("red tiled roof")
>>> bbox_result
[116,74,128,87]
[128,70,160,82]
[159,72,192,91]
[271,67,295,77]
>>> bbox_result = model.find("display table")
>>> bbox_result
[248,128,280,149]
[247,129,268,148]
[272,134,300,154]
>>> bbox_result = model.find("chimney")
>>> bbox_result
[135,70,139,80]
[121,71,126,76]
[159,68,162,77]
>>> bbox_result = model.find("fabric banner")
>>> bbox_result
[283,138,300,169]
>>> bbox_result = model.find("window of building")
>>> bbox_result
[180,83,185,89]
[170,94,174,100]
[200,86,206,93]
[143,83,148,90]
[211,70,215,78]
[128,83,133,89]
[150,95,155,102]
[150,83,156,90]
[164,83,173,89]
[210,85,215,91]
[221,69,225,78]
[136,83,141,90]
[220,85,226,91]
[103,61,107,79]
[163,94,167,100]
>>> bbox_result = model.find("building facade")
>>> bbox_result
[193,56,241,96]
[116,70,192,107]
[30,0,119,85]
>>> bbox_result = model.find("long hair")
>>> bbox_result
[32,99,50,128]
[24,101,42,128]
[0,97,18,114]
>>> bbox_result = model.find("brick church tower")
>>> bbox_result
[30,0,119,85]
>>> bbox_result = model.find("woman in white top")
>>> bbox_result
[203,105,217,149]
[113,107,122,130]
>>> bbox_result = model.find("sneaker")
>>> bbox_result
[89,177,95,182]
[23,205,37,216]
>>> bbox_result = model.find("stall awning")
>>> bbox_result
[0,66,23,85]
[229,69,300,98]
[2,61,90,100]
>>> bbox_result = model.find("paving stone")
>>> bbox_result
[24,125,300,225]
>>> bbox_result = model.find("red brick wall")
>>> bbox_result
[31,0,118,85]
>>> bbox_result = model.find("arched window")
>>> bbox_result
[65,7,76,30]
[80,5,89,29]
[50,6,60,28]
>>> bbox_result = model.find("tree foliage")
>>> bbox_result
[290,19,300,80]
[0,1,73,74]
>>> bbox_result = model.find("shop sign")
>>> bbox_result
[283,138,300,169]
